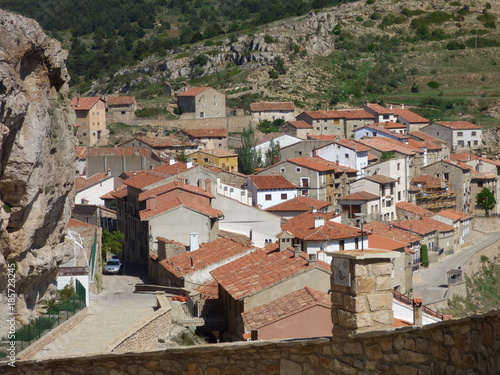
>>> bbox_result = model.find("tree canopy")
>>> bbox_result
[476,187,496,216]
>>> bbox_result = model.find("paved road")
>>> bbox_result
[32,263,157,360]
[413,231,500,304]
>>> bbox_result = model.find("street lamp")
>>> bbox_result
[354,213,367,251]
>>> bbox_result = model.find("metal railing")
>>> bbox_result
[392,289,445,321]
[10,279,86,353]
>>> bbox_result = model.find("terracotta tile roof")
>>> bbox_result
[265,196,330,212]
[364,221,422,243]
[159,237,254,278]
[410,175,441,186]
[368,234,408,251]
[434,209,473,221]
[248,175,297,190]
[123,162,189,190]
[218,230,252,244]
[196,280,219,300]
[139,196,223,221]
[408,138,441,151]
[75,146,87,159]
[251,102,295,112]
[339,191,379,201]
[68,218,98,230]
[451,152,500,167]
[284,120,313,129]
[282,211,362,241]
[368,153,378,161]
[287,156,357,173]
[242,287,330,331]
[337,109,374,119]
[307,135,338,141]
[181,128,227,138]
[361,124,408,140]
[210,245,330,300]
[393,318,413,327]
[442,159,474,171]
[396,202,434,218]
[71,97,102,110]
[334,138,370,152]
[195,149,238,158]
[107,96,136,106]
[110,184,129,199]
[391,218,454,236]
[138,180,214,201]
[392,108,429,123]
[357,137,420,156]
[381,121,407,129]
[471,171,498,179]
[409,131,446,145]
[86,147,152,157]
[119,136,192,148]
[75,173,111,192]
[101,184,127,200]
[435,121,481,130]
[364,103,394,115]
[176,87,212,97]
[364,174,398,184]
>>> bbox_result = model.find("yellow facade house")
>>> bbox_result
[189,149,238,172]
[72,96,108,147]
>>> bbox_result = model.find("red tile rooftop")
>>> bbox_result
[368,234,409,251]
[336,109,374,119]
[307,135,338,141]
[248,175,297,190]
[379,121,406,129]
[242,287,330,331]
[159,237,254,278]
[138,180,214,201]
[435,121,481,130]
[139,196,223,221]
[71,97,102,110]
[176,87,212,96]
[391,218,454,235]
[210,246,329,300]
[357,137,421,155]
[265,196,330,212]
[107,96,136,106]
[364,174,398,184]
[181,128,227,138]
[363,103,395,114]
[75,146,87,159]
[284,120,313,129]
[335,138,370,152]
[301,110,344,119]
[451,152,500,167]
[434,208,473,221]
[250,102,295,112]
[392,108,429,123]
[409,131,446,144]
[68,218,98,229]
[75,173,110,192]
[364,221,422,243]
[442,159,474,171]
[339,191,379,201]
[123,162,189,190]
[396,202,434,218]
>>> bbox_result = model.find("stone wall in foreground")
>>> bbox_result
[1,309,499,375]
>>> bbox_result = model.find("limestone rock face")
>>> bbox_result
[0,9,75,334]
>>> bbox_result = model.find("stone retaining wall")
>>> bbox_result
[2,309,499,375]
[134,115,252,133]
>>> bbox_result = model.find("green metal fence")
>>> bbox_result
[12,279,87,353]
[90,229,98,279]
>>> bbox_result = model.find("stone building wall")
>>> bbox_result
[134,115,252,133]
[2,309,499,374]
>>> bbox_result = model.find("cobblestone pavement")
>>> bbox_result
[31,263,157,360]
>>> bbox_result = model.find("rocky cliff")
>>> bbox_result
[0,9,75,334]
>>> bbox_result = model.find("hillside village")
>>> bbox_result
[66,85,500,343]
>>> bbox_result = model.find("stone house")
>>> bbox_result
[180,128,228,150]
[315,138,370,178]
[210,244,331,341]
[279,211,367,264]
[189,149,238,172]
[149,236,254,289]
[361,103,429,132]
[296,109,374,138]
[337,191,383,223]
[431,209,473,248]
[176,87,226,119]
[408,131,450,161]
[250,102,296,123]
[255,156,357,206]
[391,218,455,262]
[72,96,108,147]
[119,136,198,159]
[336,109,375,138]
[265,196,330,221]
[106,96,137,125]
[421,159,473,213]
[380,121,407,135]
[420,121,482,151]
[241,287,332,340]
[278,139,333,160]
[354,123,409,143]
[247,175,297,210]
[72,204,117,232]
[278,120,313,139]
[395,201,434,221]
[362,103,399,123]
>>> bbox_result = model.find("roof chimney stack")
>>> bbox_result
[308,253,318,264]
[413,297,423,326]
[314,215,325,228]
[293,244,302,257]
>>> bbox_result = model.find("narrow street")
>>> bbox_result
[412,231,500,304]
[31,263,157,360]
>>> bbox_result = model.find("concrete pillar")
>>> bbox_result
[413,297,423,326]
[327,250,399,338]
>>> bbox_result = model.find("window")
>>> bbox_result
[339,240,345,251]
[398,191,401,200]
[386,200,392,207]
[281,193,287,200]
[316,127,320,131]
[301,178,310,188]
[296,167,301,173]
[457,132,463,137]
[265,194,272,201]
[200,112,205,118]
[474,140,478,146]
[301,190,309,196]
[397,163,401,171]
[121,111,126,115]
[345,154,349,159]
[444,173,449,180]
[214,102,217,106]
[204,158,209,163]
[478,181,484,188]
[355,238,359,249]
[472,131,476,136]
[324,126,327,130]
[397,177,401,185]
[458,140,465,147]
[280,167,286,173]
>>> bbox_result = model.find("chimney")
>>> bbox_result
[309,253,318,264]
[293,244,302,257]
[389,104,393,109]
[273,155,278,165]
[400,103,405,109]
[198,179,203,188]
[312,206,317,213]
[169,157,176,165]
[314,215,325,228]
[186,158,193,169]
[413,297,423,326]
[107,168,111,176]
[146,196,157,210]
[204,178,212,194]
[189,232,199,251]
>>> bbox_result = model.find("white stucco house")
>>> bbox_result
[75,172,115,206]
[314,138,370,177]
[247,175,298,210]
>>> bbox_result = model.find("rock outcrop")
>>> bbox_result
[0,9,75,335]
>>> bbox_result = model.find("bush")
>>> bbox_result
[427,81,440,89]
[191,54,209,66]
[268,70,279,79]
[446,40,466,50]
